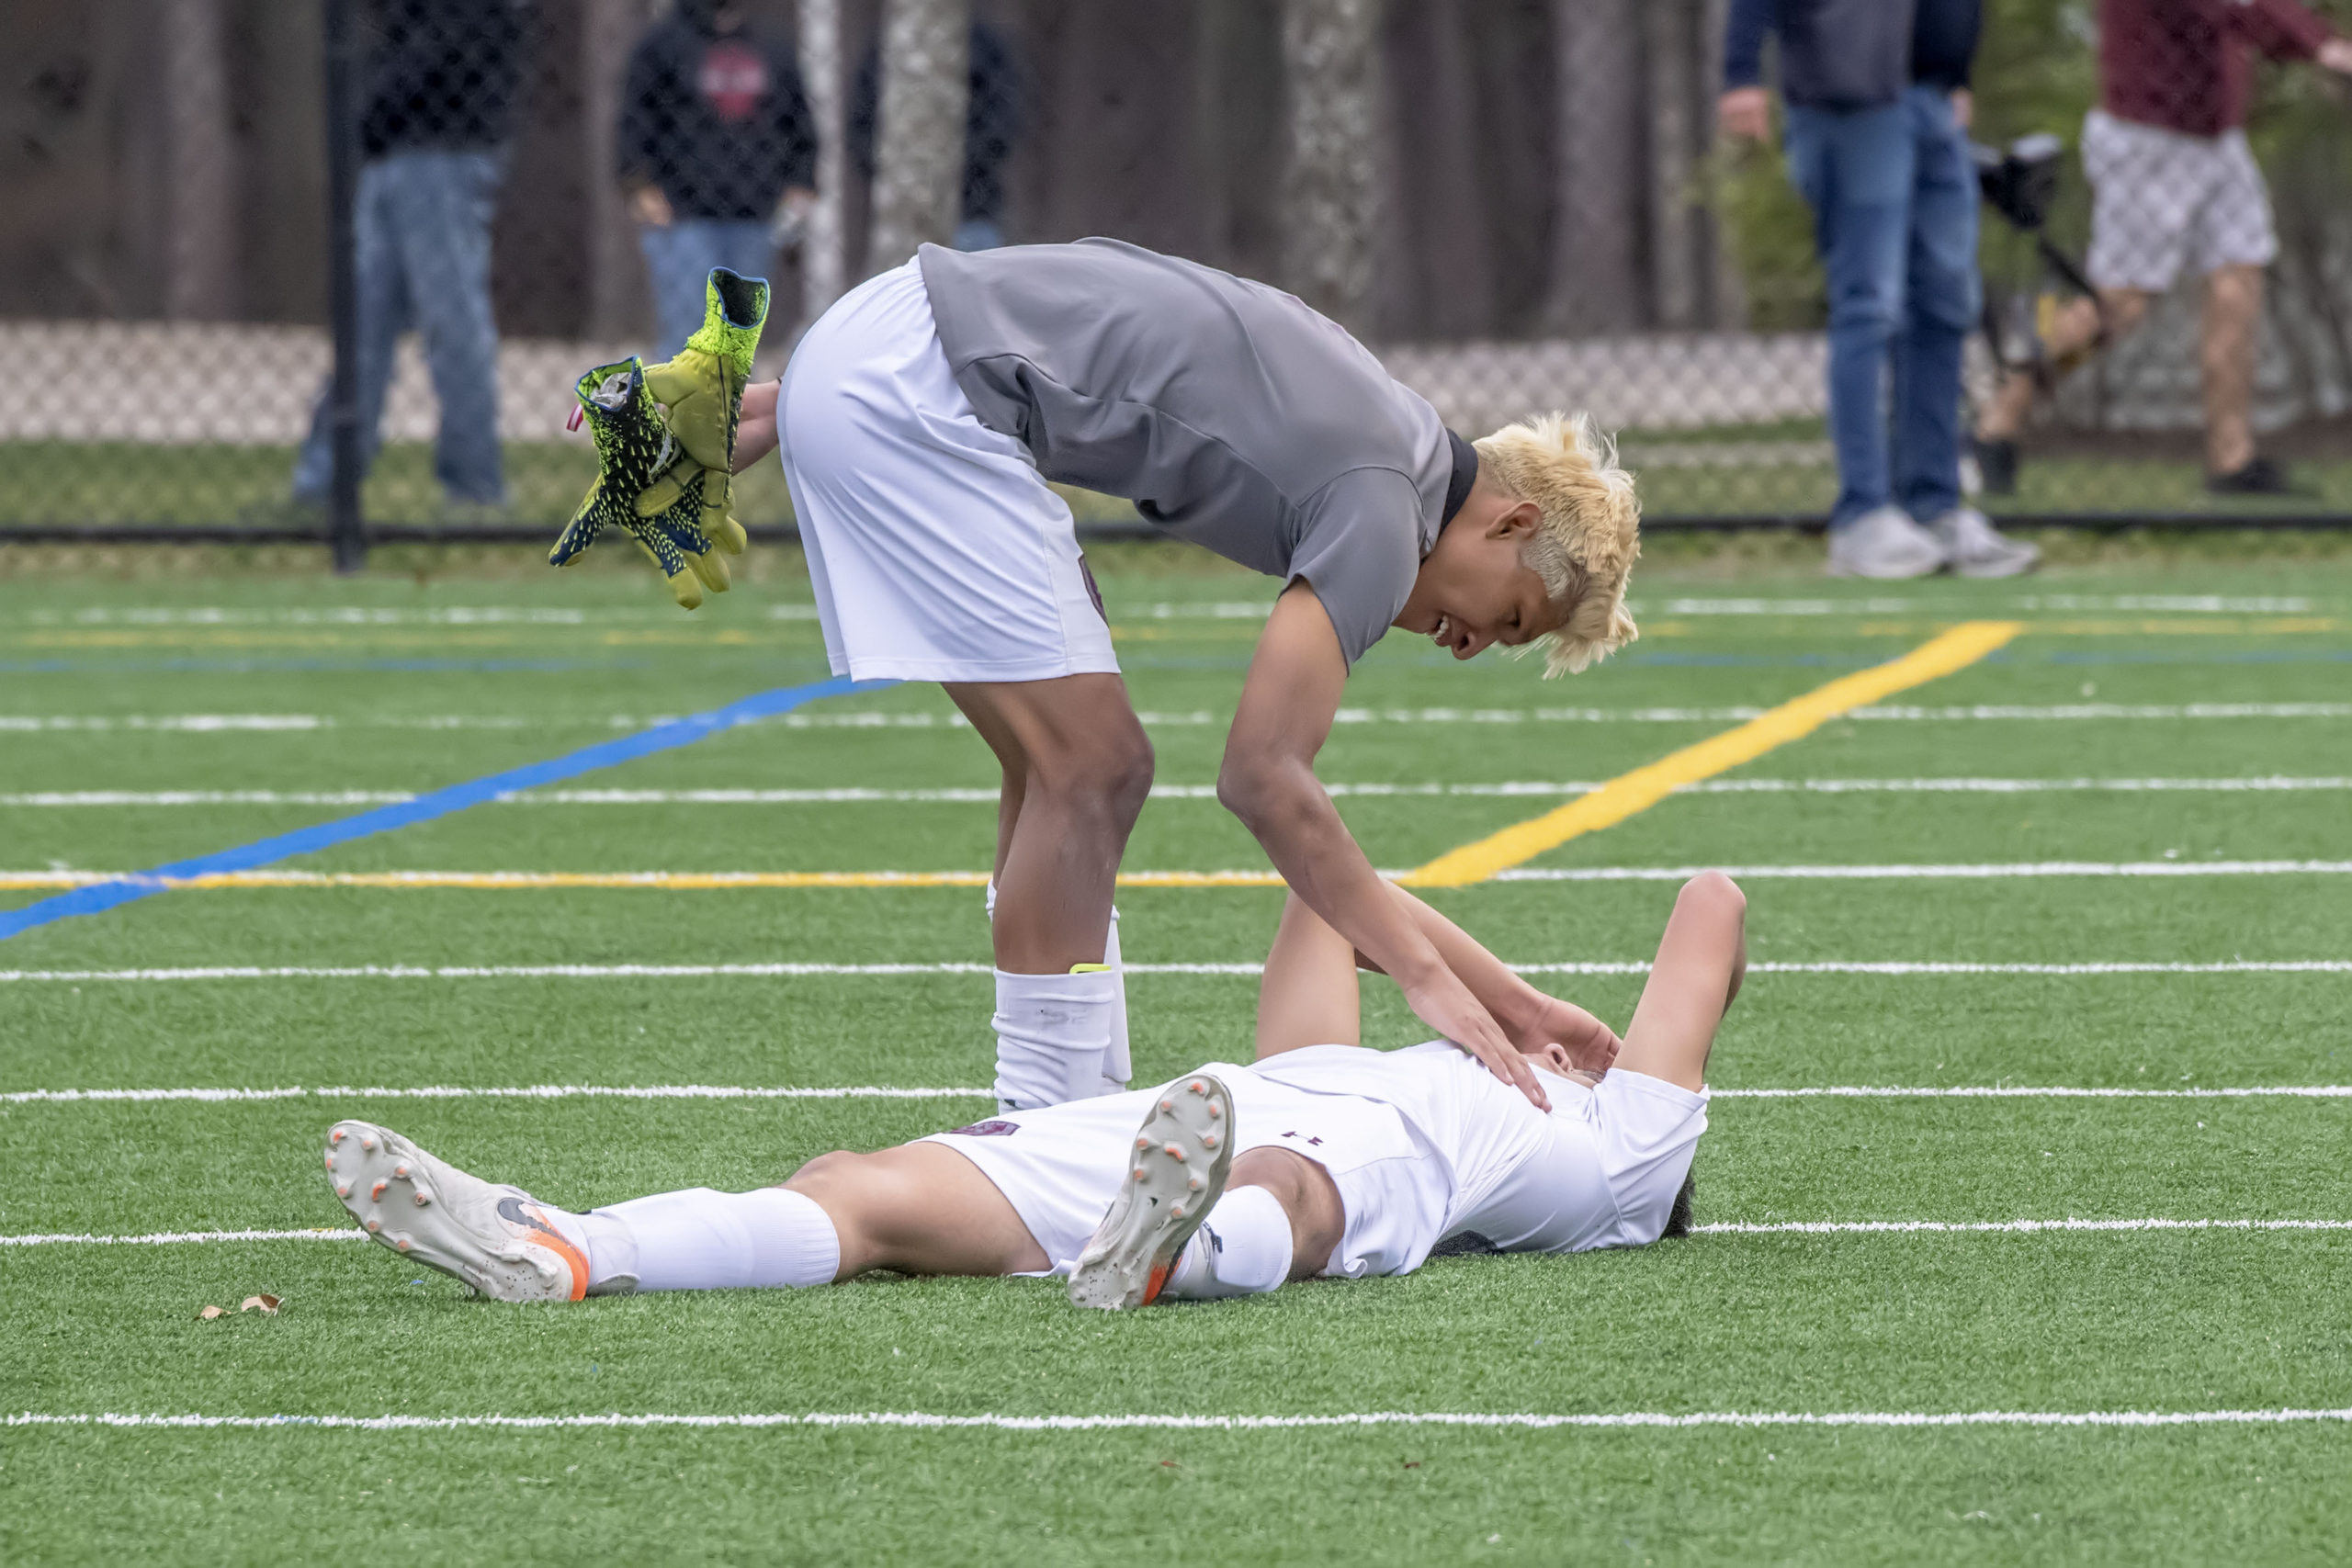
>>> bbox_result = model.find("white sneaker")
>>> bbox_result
[1826,505,1951,579]
[322,1120,591,1302]
[1928,507,2041,578]
[1068,1074,1234,1310]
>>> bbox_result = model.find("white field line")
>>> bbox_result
[9,862,2352,890]
[7,592,2312,627]
[10,777,2352,808]
[0,1084,989,1105]
[7,702,2350,734]
[7,1407,2352,1432]
[0,960,2345,986]
[1496,861,2352,882]
[9,1214,2352,1249]
[7,1083,2350,1107]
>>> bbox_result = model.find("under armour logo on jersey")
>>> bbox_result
[1279,1131,1324,1145]
[946,1119,1021,1137]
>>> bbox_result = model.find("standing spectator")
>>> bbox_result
[619,0,817,361]
[292,0,534,512]
[1722,0,2040,577]
[1974,0,2352,497]
[852,21,1023,253]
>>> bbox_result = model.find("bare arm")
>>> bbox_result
[731,379,782,472]
[1221,582,1548,1109]
[1370,885,1622,1074]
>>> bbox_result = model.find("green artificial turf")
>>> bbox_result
[1,551,2348,1563]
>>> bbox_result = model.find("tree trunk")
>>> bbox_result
[1378,0,1494,340]
[583,0,658,342]
[1544,0,1645,334]
[162,0,235,320]
[1281,0,1383,331]
[1697,0,1747,328]
[868,0,969,272]
[1646,0,1699,331]
[798,0,850,323]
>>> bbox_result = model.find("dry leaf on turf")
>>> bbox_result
[198,1305,223,1320]
[240,1294,281,1314]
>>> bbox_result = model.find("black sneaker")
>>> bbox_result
[1970,435,2020,497]
[2207,457,2296,496]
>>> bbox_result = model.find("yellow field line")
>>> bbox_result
[1396,620,2026,889]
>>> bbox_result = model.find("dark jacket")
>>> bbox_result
[616,17,817,221]
[850,22,1021,225]
[361,0,535,158]
[1724,0,1980,110]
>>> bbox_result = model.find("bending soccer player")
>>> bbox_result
[724,241,1641,1115]
[322,873,1742,1307]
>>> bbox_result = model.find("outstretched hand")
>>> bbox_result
[1509,993,1623,1076]
[1404,969,1551,1111]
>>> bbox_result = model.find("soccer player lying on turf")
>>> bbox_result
[562,243,1643,1122]
[322,873,1740,1308]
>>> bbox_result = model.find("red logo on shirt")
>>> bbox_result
[699,40,768,122]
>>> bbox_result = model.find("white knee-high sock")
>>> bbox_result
[1099,906,1132,1096]
[562,1187,841,1293]
[1161,1185,1294,1300]
[992,966,1118,1111]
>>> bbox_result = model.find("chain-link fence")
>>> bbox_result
[5,0,2351,553]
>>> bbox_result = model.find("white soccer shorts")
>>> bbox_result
[776,258,1118,684]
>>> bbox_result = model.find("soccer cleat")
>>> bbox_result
[1068,1075,1234,1310]
[322,1121,588,1303]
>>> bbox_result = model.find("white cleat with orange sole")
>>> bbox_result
[322,1120,588,1302]
[1068,1074,1235,1310]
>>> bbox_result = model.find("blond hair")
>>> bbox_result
[1473,412,1641,677]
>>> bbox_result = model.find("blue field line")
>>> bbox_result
[0,676,891,942]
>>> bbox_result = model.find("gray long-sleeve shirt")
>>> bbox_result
[917,239,1454,666]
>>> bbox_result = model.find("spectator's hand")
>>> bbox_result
[629,186,674,228]
[1951,87,1973,130]
[2317,38,2352,76]
[1717,86,1773,144]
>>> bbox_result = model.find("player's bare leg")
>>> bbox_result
[944,675,1152,1109]
[785,1142,1049,1277]
[1614,872,1748,1093]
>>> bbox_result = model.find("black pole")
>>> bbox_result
[323,0,367,572]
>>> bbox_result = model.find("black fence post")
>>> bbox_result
[322,0,367,572]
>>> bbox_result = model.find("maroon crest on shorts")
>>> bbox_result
[946,1119,1021,1137]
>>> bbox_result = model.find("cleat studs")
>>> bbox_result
[1159,1099,1173,1112]
[323,1152,336,1170]
[1202,1133,1220,1150]
[334,1182,351,1199]
[1170,1205,1185,1219]
[1134,1168,1148,1181]
[1190,1080,1205,1094]
[413,1191,431,1207]
[370,1179,388,1201]
[1164,1143,1185,1159]
[1206,1104,1222,1120]
[359,1134,378,1152]
[329,1129,345,1145]
[1136,1135,1152,1150]
[365,1218,380,1233]
[1188,1177,1203,1191]
[394,1237,411,1252]
[392,1163,409,1179]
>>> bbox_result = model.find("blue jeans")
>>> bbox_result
[1784,87,1982,528]
[639,220,775,363]
[295,150,507,506]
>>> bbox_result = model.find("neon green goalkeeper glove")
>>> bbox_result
[548,358,731,609]
[635,267,771,558]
